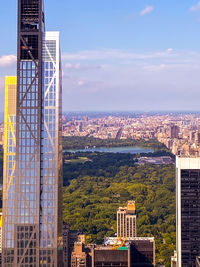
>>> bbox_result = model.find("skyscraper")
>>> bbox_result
[2,1,63,266]
[176,157,200,267]
[117,201,137,239]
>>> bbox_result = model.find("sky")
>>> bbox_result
[1,1,200,111]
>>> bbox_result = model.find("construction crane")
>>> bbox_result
[112,236,121,250]
[112,236,127,250]
[120,236,127,247]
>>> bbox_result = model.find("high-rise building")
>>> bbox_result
[195,131,200,144]
[130,239,155,267]
[104,237,155,267]
[117,201,137,238]
[176,157,200,267]
[92,247,130,267]
[2,1,63,266]
[71,243,88,267]
[170,125,179,139]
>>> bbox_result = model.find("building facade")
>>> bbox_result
[176,157,200,267]
[2,77,17,266]
[71,243,87,267]
[92,247,130,267]
[196,256,200,267]
[171,251,177,267]
[104,237,155,267]
[117,201,137,238]
[2,1,63,266]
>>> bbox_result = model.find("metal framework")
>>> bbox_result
[3,1,63,266]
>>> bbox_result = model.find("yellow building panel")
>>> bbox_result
[0,214,2,228]
[3,76,17,196]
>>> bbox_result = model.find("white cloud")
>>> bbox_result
[77,80,85,86]
[140,6,154,16]
[144,64,167,72]
[190,2,200,11]
[65,63,81,69]
[62,49,176,61]
[0,55,17,67]
[167,48,173,53]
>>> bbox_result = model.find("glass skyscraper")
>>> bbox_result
[2,1,63,266]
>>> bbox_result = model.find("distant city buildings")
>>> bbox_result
[117,201,137,238]
[176,157,200,266]
[65,202,155,267]
[1,112,200,156]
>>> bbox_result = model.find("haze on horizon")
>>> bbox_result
[1,0,200,112]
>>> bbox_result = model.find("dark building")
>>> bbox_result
[2,0,63,266]
[92,239,155,267]
[170,125,179,139]
[104,237,155,267]
[62,227,87,267]
[130,240,155,266]
[63,223,70,267]
[176,157,200,267]
[92,248,130,267]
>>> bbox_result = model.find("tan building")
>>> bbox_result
[171,250,177,267]
[71,242,87,267]
[117,201,137,238]
[196,256,200,267]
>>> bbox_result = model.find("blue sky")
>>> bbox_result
[1,0,200,111]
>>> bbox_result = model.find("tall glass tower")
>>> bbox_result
[2,1,63,266]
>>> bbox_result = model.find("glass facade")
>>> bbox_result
[3,1,63,266]
[176,157,200,267]
[180,170,200,267]
[3,77,17,266]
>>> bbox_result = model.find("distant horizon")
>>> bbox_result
[1,1,200,111]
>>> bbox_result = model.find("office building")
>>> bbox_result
[71,243,88,267]
[117,201,137,238]
[130,239,155,266]
[104,237,155,267]
[195,132,200,144]
[63,223,70,267]
[176,157,200,267]
[170,125,179,139]
[92,247,130,267]
[69,231,87,267]
[2,1,63,266]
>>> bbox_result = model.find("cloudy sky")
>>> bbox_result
[1,1,200,112]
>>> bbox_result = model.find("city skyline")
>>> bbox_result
[1,1,200,111]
